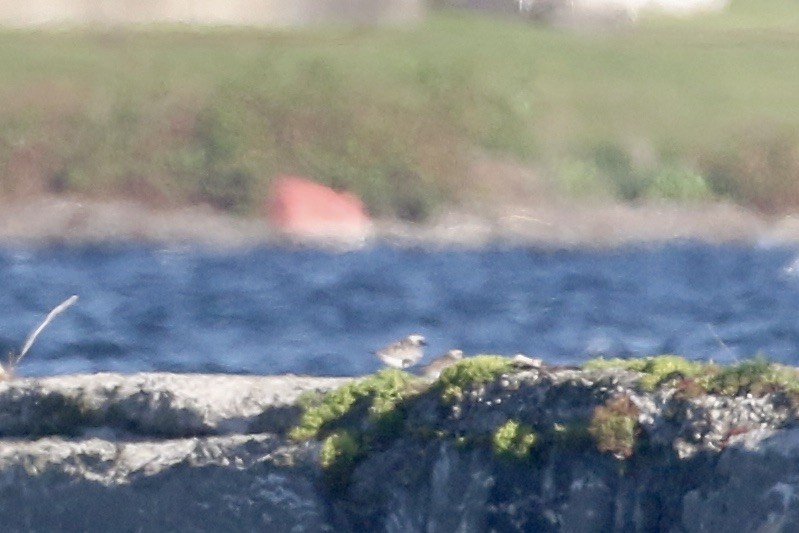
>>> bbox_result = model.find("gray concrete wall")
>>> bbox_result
[0,0,425,27]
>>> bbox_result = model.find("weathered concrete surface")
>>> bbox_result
[0,372,351,438]
[0,435,329,532]
[0,373,350,532]
[328,366,799,532]
[681,428,799,533]
[3,370,799,531]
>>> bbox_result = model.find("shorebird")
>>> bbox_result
[374,334,426,369]
[421,348,464,379]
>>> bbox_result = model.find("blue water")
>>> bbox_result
[2,241,799,377]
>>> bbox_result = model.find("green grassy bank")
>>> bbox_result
[1,0,798,220]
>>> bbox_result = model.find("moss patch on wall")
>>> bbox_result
[288,351,799,492]
[289,368,421,441]
[588,394,640,459]
[492,419,537,461]
[435,355,513,403]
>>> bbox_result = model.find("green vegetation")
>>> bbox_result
[289,369,422,492]
[318,429,361,490]
[289,358,518,486]
[290,352,799,489]
[580,354,799,456]
[584,354,706,391]
[289,368,420,441]
[320,430,360,469]
[1,1,799,217]
[627,355,705,391]
[588,394,639,459]
[492,419,537,460]
[702,355,799,396]
[645,166,712,203]
[583,353,799,398]
[436,355,513,403]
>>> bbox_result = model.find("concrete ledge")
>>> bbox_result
[0,372,351,438]
[2,368,799,531]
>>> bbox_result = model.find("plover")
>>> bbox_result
[421,348,464,379]
[374,334,426,369]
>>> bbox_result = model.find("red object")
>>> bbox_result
[267,175,371,236]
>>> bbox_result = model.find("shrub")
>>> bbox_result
[702,126,799,212]
[592,144,648,201]
[645,165,711,202]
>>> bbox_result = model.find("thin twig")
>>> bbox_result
[706,323,735,362]
[11,295,79,368]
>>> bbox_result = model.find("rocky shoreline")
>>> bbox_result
[2,195,799,249]
[3,358,799,531]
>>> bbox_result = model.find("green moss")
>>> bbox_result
[319,429,361,494]
[320,430,360,470]
[492,420,537,461]
[588,395,639,459]
[637,355,706,391]
[583,355,706,391]
[289,369,420,441]
[581,354,799,398]
[436,355,513,403]
[701,355,799,396]
[288,370,425,492]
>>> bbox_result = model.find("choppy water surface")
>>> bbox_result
[2,242,799,377]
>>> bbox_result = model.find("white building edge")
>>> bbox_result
[519,0,729,19]
[0,0,425,27]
